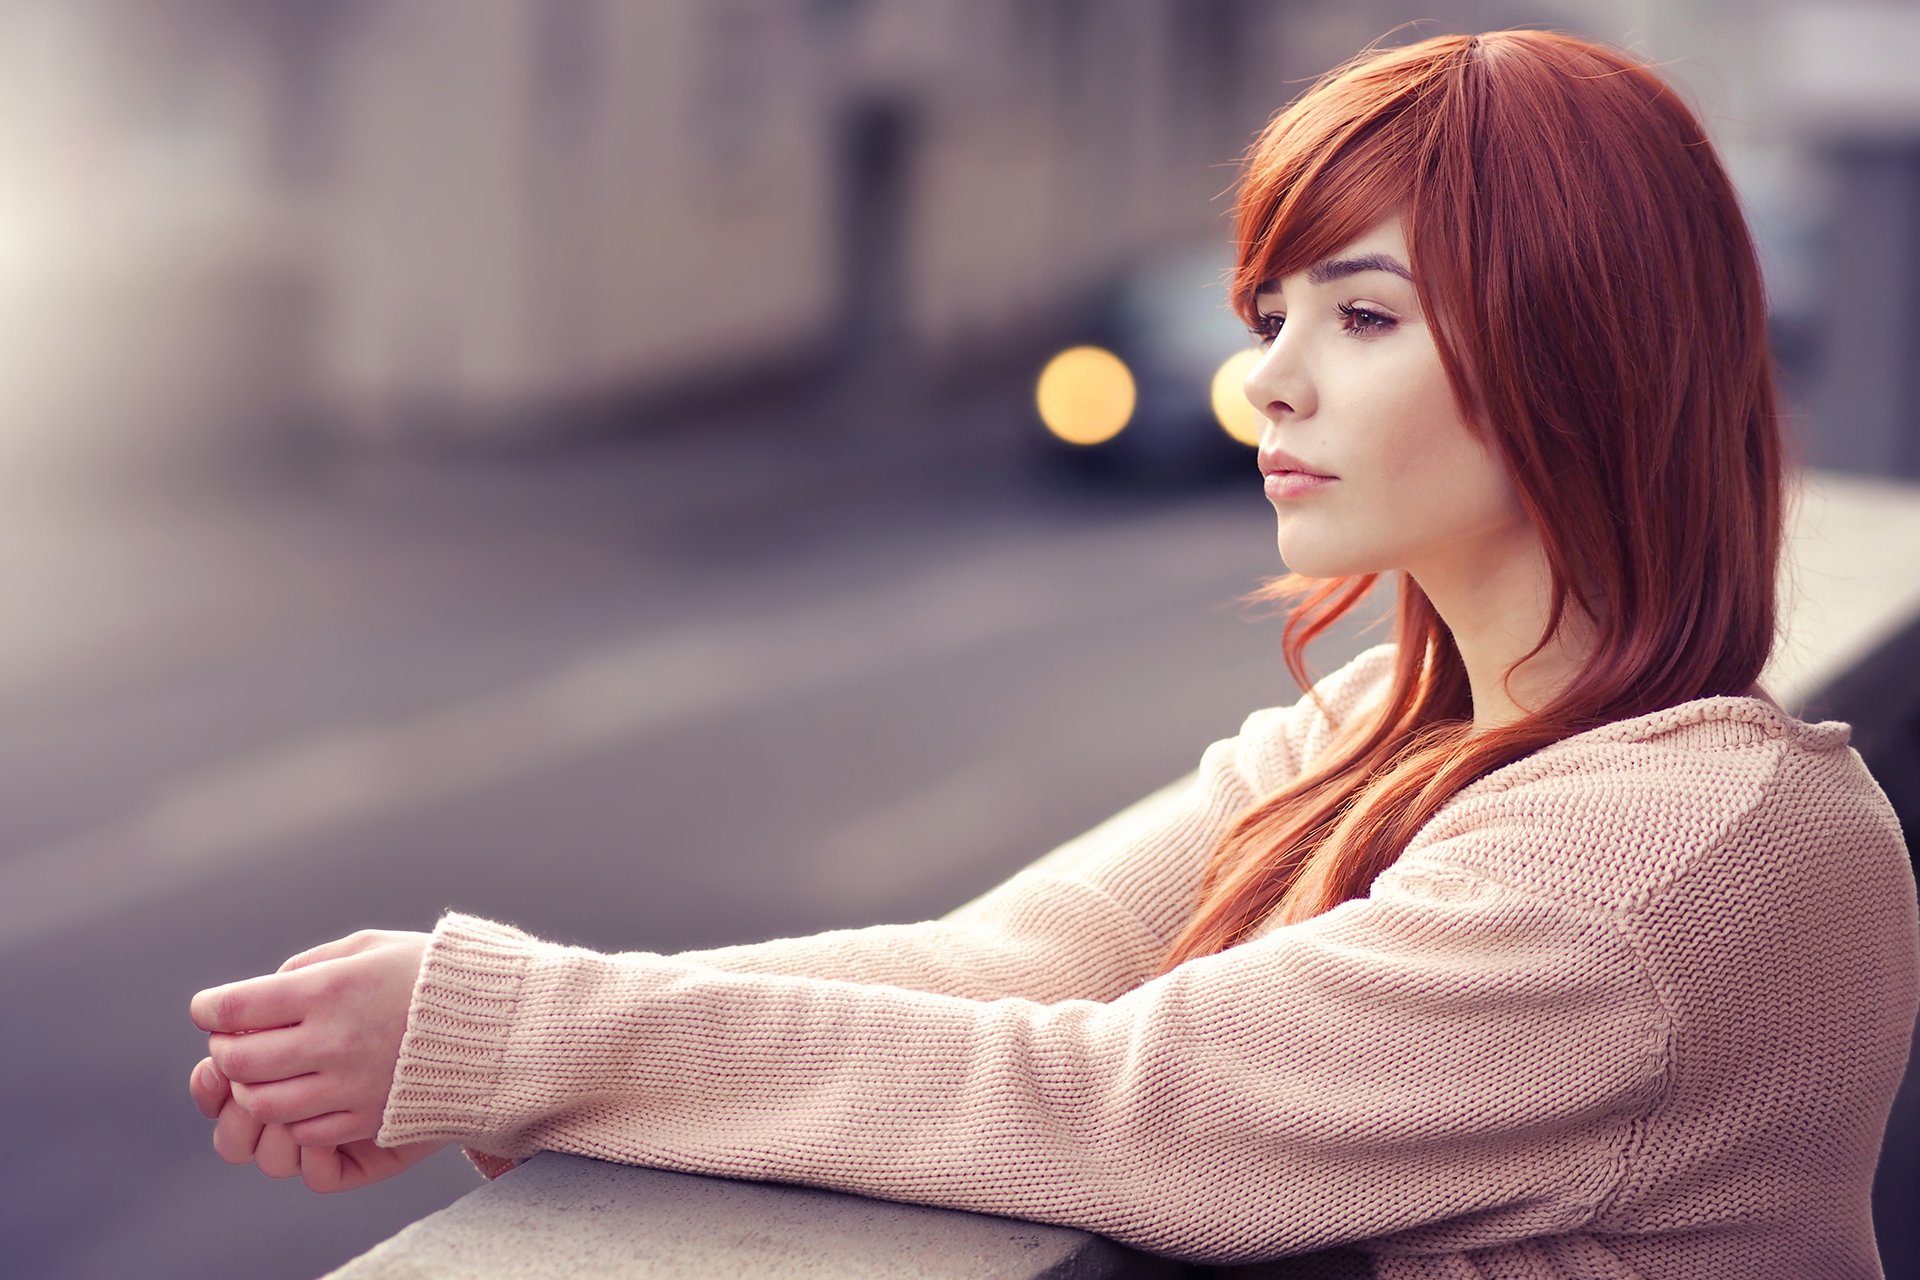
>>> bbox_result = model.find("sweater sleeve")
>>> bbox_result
[662,641,1397,1005]
[441,642,1395,1182]
[381,863,1670,1264]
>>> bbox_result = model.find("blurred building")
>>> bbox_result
[305,0,1304,445]
[0,0,1291,468]
[1761,2,1920,481]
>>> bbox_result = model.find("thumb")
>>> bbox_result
[277,929,386,974]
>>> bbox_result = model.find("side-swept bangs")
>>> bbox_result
[1228,44,1456,330]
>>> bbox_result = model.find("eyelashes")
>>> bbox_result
[1248,302,1396,347]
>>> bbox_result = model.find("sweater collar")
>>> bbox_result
[1558,691,1852,753]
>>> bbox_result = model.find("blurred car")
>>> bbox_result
[1029,239,1264,485]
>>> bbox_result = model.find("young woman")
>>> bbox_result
[189,28,1918,1277]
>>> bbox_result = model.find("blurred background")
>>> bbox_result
[1,1,1916,1277]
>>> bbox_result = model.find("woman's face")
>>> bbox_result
[1243,213,1531,589]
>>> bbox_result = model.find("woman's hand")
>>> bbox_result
[296,1134,453,1193]
[191,1055,449,1192]
[191,929,433,1151]
[191,1055,314,1178]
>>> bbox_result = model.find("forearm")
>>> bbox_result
[666,875,1164,1005]
[383,893,1665,1263]
[388,912,1217,1249]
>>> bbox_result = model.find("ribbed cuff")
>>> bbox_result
[377,911,535,1149]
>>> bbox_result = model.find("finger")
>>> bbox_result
[287,1109,375,1148]
[231,1075,334,1128]
[190,1057,230,1119]
[208,1026,314,1084]
[254,1123,303,1179]
[212,1096,265,1166]
[278,931,381,974]
[191,972,313,1035]
[299,1141,348,1194]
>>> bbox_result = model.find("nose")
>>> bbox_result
[1242,332,1312,427]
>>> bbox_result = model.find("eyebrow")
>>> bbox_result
[1256,252,1414,294]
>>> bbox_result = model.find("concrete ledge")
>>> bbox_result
[1767,468,1920,717]
[319,1153,1205,1279]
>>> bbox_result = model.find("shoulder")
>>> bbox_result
[1230,642,1398,794]
[1400,692,1907,916]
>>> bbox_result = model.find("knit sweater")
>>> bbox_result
[378,642,1919,1278]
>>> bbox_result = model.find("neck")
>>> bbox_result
[1409,537,1599,735]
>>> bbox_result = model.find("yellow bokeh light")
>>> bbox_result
[1211,348,1264,446]
[1035,346,1135,446]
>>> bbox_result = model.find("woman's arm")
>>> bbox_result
[444,643,1394,1184]
[666,643,1397,1005]
[376,861,1668,1265]
[193,643,1399,1187]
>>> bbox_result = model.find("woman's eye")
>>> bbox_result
[1336,302,1395,335]
[1248,304,1394,348]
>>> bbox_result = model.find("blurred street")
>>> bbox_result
[0,398,1387,1280]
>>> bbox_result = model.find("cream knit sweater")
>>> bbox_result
[378,643,1919,1278]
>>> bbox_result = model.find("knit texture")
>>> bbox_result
[378,642,1919,1277]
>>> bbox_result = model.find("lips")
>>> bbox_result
[1257,449,1336,480]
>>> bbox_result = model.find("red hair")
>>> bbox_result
[1159,28,1801,969]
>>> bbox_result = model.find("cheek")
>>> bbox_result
[1346,365,1514,520]
[1417,421,1525,538]
[1343,367,1460,484]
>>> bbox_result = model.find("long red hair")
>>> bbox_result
[1158,28,1802,970]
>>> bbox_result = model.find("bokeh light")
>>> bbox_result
[1211,348,1264,446]
[1035,346,1136,446]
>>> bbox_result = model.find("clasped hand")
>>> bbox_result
[187,929,450,1192]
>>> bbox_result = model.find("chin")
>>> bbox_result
[1273,537,1383,579]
